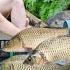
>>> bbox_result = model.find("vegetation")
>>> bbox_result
[24,0,70,21]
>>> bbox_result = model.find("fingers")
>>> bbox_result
[0,13,21,37]
[26,18,32,28]
[26,18,29,27]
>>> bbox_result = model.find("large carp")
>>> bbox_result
[3,27,68,52]
[30,36,70,63]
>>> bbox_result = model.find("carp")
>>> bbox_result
[33,36,70,62]
[3,27,68,52]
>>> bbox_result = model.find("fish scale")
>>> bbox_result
[1,59,70,70]
[34,36,70,62]
[3,27,68,52]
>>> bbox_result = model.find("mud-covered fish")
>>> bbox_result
[0,55,70,70]
[47,10,70,28]
[3,27,68,52]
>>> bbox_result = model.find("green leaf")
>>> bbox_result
[24,0,70,21]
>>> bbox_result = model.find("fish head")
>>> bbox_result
[27,52,48,64]
[3,35,32,52]
[47,17,65,28]
[47,11,70,28]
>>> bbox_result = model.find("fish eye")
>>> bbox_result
[28,57,32,61]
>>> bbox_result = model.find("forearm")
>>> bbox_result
[11,0,27,29]
[0,13,21,37]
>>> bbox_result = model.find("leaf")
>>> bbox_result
[24,0,70,21]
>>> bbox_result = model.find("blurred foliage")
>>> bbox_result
[24,0,70,21]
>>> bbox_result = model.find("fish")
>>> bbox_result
[34,36,70,63]
[0,55,70,70]
[0,32,70,70]
[23,36,70,66]
[3,27,68,52]
[47,10,70,28]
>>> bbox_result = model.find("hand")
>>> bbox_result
[0,0,31,37]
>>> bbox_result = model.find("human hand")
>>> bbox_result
[0,0,31,37]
